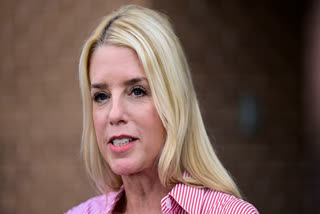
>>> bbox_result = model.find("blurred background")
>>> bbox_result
[0,0,317,213]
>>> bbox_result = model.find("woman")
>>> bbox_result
[66,5,259,214]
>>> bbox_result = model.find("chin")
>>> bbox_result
[110,160,141,176]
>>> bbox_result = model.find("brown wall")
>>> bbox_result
[0,0,152,213]
[153,1,305,213]
[0,0,310,213]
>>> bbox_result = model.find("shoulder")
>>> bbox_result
[65,195,106,214]
[203,189,259,214]
[221,197,259,214]
[166,183,258,214]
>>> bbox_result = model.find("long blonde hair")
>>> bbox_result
[79,5,241,198]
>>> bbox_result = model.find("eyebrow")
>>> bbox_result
[91,83,107,89]
[90,77,148,89]
[123,77,147,86]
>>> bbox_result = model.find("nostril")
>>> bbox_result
[110,119,126,126]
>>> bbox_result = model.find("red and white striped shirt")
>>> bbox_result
[66,183,259,214]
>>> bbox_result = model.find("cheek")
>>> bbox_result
[92,109,105,143]
[147,106,166,145]
[151,106,164,129]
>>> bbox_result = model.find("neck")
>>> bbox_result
[117,169,170,214]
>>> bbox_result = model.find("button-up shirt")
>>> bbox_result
[66,183,259,214]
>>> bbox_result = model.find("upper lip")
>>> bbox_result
[108,135,138,144]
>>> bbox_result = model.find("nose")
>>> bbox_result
[108,95,127,126]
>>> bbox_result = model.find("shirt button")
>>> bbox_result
[165,198,172,209]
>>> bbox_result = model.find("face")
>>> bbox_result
[89,45,166,176]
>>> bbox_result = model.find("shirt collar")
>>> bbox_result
[161,183,206,214]
[106,174,206,214]
[105,185,125,214]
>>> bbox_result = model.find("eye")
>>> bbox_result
[93,92,109,103]
[130,86,147,97]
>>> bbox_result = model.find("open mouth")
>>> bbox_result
[111,138,136,146]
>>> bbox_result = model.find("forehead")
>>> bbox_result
[89,45,146,82]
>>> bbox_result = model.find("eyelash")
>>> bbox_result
[130,86,147,97]
[93,92,109,103]
[92,86,147,103]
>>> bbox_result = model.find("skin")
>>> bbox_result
[89,45,169,214]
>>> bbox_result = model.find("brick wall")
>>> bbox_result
[0,0,310,213]
[154,0,305,213]
[0,0,151,213]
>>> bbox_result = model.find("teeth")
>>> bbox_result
[112,138,134,146]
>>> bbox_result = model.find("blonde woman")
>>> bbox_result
[66,5,259,214]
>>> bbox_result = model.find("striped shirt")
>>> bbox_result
[66,183,259,214]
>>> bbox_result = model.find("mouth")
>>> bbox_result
[108,135,138,147]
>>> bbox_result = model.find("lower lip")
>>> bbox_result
[108,140,136,153]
